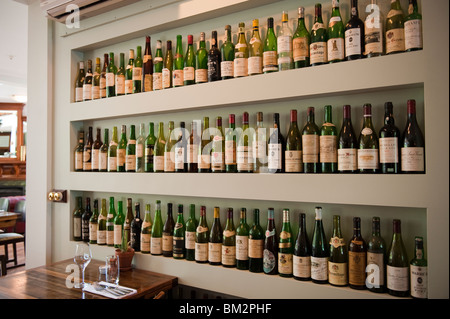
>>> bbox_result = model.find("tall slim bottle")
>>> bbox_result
[234,22,249,77]
[185,204,198,261]
[208,31,221,82]
[198,117,211,173]
[136,123,145,172]
[221,25,235,80]
[293,213,311,281]
[263,208,278,275]
[164,121,176,173]
[74,130,84,172]
[73,196,84,241]
[153,122,165,173]
[236,208,250,270]
[249,209,264,273]
[162,40,173,89]
[348,217,367,290]
[222,208,236,268]
[379,102,400,173]
[293,7,310,68]
[153,40,163,91]
[133,45,143,93]
[106,52,116,97]
[173,35,184,87]
[310,4,328,66]
[327,0,345,63]
[364,0,384,57]
[91,128,103,172]
[401,100,425,173]
[125,125,136,172]
[253,112,267,173]
[345,0,365,60]
[82,197,92,242]
[115,52,125,96]
[195,32,208,84]
[248,19,263,75]
[278,11,293,70]
[162,203,175,257]
[187,121,199,172]
[173,204,186,259]
[367,216,386,293]
[117,125,127,172]
[123,198,134,247]
[263,17,278,73]
[143,36,153,92]
[225,114,237,173]
[302,107,320,173]
[144,122,156,172]
[140,204,152,254]
[83,126,93,171]
[404,0,423,52]
[209,207,223,266]
[387,219,409,297]
[89,199,99,244]
[100,53,108,98]
[328,215,348,286]
[410,236,427,299]
[151,200,163,255]
[195,206,209,263]
[268,112,285,173]
[99,128,109,172]
[237,112,254,173]
[75,61,85,102]
[97,198,107,245]
[211,117,225,173]
[125,49,135,95]
[107,126,118,172]
[311,206,329,284]
[106,197,116,247]
[175,121,188,172]
[130,202,142,251]
[82,60,93,101]
[278,209,294,278]
[358,104,379,173]
[184,35,196,86]
[113,200,124,248]
[338,105,358,173]
[386,0,405,55]
[320,105,338,173]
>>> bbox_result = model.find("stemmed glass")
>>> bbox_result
[73,242,92,289]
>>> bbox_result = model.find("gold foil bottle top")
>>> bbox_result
[282,11,288,22]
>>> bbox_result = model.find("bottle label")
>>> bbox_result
[145,144,154,167]
[379,137,399,164]
[185,231,196,250]
[125,79,133,94]
[320,135,337,163]
[367,252,385,288]
[136,144,144,158]
[328,261,348,285]
[222,245,236,266]
[188,144,199,164]
[225,140,236,165]
[312,23,324,31]
[293,255,311,278]
[83,84,92,100]
[164,152,175,172]
[277,35,292,54]
[75,87,83,102]
[198,154,211,169]
[311,256,329,281]
[183,67,195,81]
[141,233,151,252]
[92,85,100,100]
[293,37,309,62]
[310,42,327,64]
[195,69,208,83]
[208,242,222,263]
[386,28,405,54]
[248,239,263,258]
[75,152,83,170]
[302,135,319,163]
[162,68,171,88]
[285,150,302,172]
[154,155,164,171]
[107,229,114,246]
[237,146,253,171]
[221,61,234,77]
[114,224,122,246]
[173,69,184,86]
[268,144,282,170]
[97,230,106,245]
[211,151,224,170]
[357,149,379,169]
[234,58,248,77]
[132,67,142,81]
[262,51,278,72]
[100,78,106,98]
[175,146,185,170]
[248,56,262,75]
[263,249,276,273]
[345,28,362,56]
[207,58,220,80]
[162,233,173,252]
[153,72,162,90]
[108,155,117,172]
[338,148,357,171]
[89,222,97,242]
[106,73,114,87]
[195,242,208,261]
[236,235,249,261]
[401,147,424,171]
[387,265,409,291]
[327,38,345,61]
[151,237,162,254]
[144,74,152,92]
[278,253,293,275]
[117,149,126,167]
[330,236,345,248]
[73,217,81,237]
[83,150,91,171]
[410,265,427,298]
[91,149,99,170]
[126,154,136,171]
[349,251,367,286]
[404,19,423,50]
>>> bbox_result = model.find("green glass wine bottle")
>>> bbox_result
[278,209,294,278]
[82,59,92,101]
[198,117,211,173]
[249,209,264,273]
[131,202,142,252]
[285,110,302,173]
[143,36,153,92]
[89,199,99,245]
[115,54,124,95]
[173,35,184,88]
[348,217,367,290]
[73,196,83,241]
[293,213,311,281]
[82,198,92,242]
[117,125,127,172]
[358,104,379,173]
[153,40,163,90]
[195,206,209,263]
[91,128,103,172]
[404,0,423,52]
[106,197,116,247]
[328,215,348,286]
[100,54,108,98]
[74,130,84,172]
[234,22,249,77]
[310,4,328,66]
[293,7,310,68]
[327,0,345,63]
[385,0,405,55]
[236,208,250,270]
[162,203,175,257]
[337,105,358,173]
[367,216,386,293]
[320,105,338,173]
[154,122,166,173]
[184,35,196,86]
[106,52,116,97]
[410,236,427,299]
[162,40,173,89]
[173,204,186,259]
[379,102,400,174]
[222,208,236,268]
[311,206,329,284]
[185,204,198,261]
[401,100,425,174]
[387,219,409,297]
[302,107,320,173]
[136,123,145,173]
[144,122,156,172]
[140,204,152,254]
[82,126,93,171]
[263,208,278,275]
[225,114,237,173]
[125,124,136,172]
[133,45,143,93]
[113,200,124,248]
[195,32,208,84]
[209,207,223,265]
[221,25,235,80]
[263,17,278,73]
[164,121,176,173]
[248,19,263,75]
[107,126,118,172]
[123,198,133,248]
[237,112,254,173]
[124,49,134,95]
[99,128,109,172]
[151,200,163,255]
[74,61,85,102]
[97,198,107,245]
[345,0,365,61]
[211,117,225,173]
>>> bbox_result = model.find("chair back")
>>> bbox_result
[14,200,26,217]
[0,198,9,212]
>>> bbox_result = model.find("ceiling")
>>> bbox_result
[0,0,28,104]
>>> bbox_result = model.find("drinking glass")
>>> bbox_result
[73,242,92,289]
[106,255,120,286]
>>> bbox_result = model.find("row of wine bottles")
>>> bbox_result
[73,196,427,299]
[73,0,423,102]
[75,100,425,174]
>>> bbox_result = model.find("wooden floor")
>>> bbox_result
[0,241,26,276]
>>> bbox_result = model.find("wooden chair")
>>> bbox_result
[0,254,6,276]
[0,198,9,212]
[0,233,25,269]
[13,200,26,235]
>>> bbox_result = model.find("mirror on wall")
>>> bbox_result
[0,103,25,160]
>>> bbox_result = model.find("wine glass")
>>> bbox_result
[73,242,92,289]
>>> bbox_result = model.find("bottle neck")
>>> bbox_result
[324,106,332,123]
[314,6,323,23]
[253,210,260,225]
[332,0,341,16]
[129,126,136,140]
[391,0,402,10]
[332,216,342,237]
[239,209,246,224]
[158,123,164,138]
[104,129,109,144]
[189,205,196,219]
[353,219,362,238]
[384,106,395,125]
[414,238,424,260]
[135,205,140,218]
[351,0,359,17]
[226,28,232,42]
[371,219,381,236]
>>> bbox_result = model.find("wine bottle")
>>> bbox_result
[348,217,367,290]
[151,200,163,255]
[125,124,136,172]
[366,216,386,292]
[113,200,124,248]
[91,128,103,172]
[209,207,223,265]
[253,112,267,173]
[82,197,92,243]
[293,213,311,281]
[211,117,225,173]
[99,128,109,172]
[358,104,379,173]
[154,122,165,173]
[387,219,410,297]
[263,17,278,73]
[268,112,285,173]
[173,35,184,88]
[136,123,145,172]
[83,126,93,171]
[175,121,188,172]
[74,130,84,172]
[364,0,384,58]
[143,36,153,92]
[338,105,358,173]
[89,199,99,245]
[278,11,293,71]
[75,61,85,102]
[153,40,163,91]
[311,206,329,284]
[208,31,221,82]
[249,208,264,273]
[379,102,400,174]
[386,0,405,55]
[198,117,211,173]
[144,122,156,173]
[163,40,173,89]
[345,0,365,60]
[107,126,118,172]
[328,215,348,286]
[195,206,209,263]
[293,7,310,68]
[222,208,237,268]
[133,45,143,93]
[263,208,278,275]
[162,203,175,257]
[286,110,303,174]
[302,107,320,173]
[248,19,263,75]
[327,0,345,63]
[278,209,294,278]
[234,22,249,77]
[130,202,142,251]
[310,4,328,66]
[410,236,427,299]
[114,52,125,96]
[173,204,186,259]
[320,105,338,173]
[237,112,254,173]
[73,196,84,241]
[123,198,134,247]
[225,114,237,173]
[125,49,134,95]
[97,198,107,245]
[187,121,200,172]
[404,0,423,52]
[236,208,250,270]
[82,59,93,101]
[106,52,116,97]
[106,197,116,247]
[185,204,198,261]
[92,57,101,100]
[140,204,152,254]
[184,35,195,86]
[117,125,127,172]
[164,121,176,173]
[401,99,425,173]
[195,32,208,84]
[100,53,108,98]
[220,25,235,80]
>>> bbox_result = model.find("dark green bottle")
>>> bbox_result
[89,199,99,244]
[117,125,127,172]
[153,40,163,90]
[404,0,423,52]
[73,196,84,241]
[195,32,208,84]
[328,215,348,287]
[221,25,235,80]
[387,219,409,297]
[195,206,209,263]
[133,45,143,93]
[185,204,198,261]
[410,236,427,299]
[208,207,223,265]
[184,35,196,86]
[310,4,327,66]
[367,217,386,293]
[173,35,184,87]
[151,200,163,255]
[311,206,329,284]
[225,114,237,173]
[278,209,294,278]
[293,7,310,68]
[249,209,264,273]
[222,208,236,268]
[173,204,185,259]
[144,122,156,172]
[106,52,116,97]
[236,208,250,270]
[302,107,320,173]
[327,0,345,63]
[320,105,338,173]
[293,213,311,281]
[125,124,136,172]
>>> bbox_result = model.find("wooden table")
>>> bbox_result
[0,212,20,229]
[0,258,178,299]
